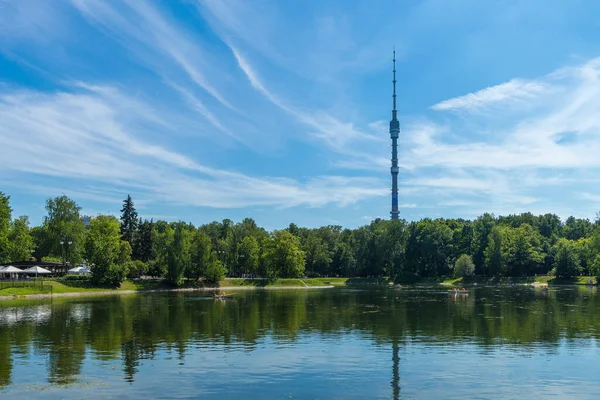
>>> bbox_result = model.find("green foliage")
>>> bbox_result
[85,215,130,286]
[0,192,12,263]
[471,213,496,274]
[61,274,90,282]
[8,215,33,262]
[405,219,453,277]
[166,223,191,286]
[238,235,260,276]
[552,238,581,279]
[484,225,504,276]
[303,233,332,276]
[151,222,173,277]
[45,195,85,264]
[126,260,149,279]
[31,225,52,261]
[591,255,600,283]
[563,216,593,241]
[203,258,226,283]
[133,219,155,262]
[120,195,138,245]
[263,230,306,278]
[454,254,475,277]
[3,189,600,285]
[188,230,213,280]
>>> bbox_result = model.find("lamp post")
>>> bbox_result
[60,240,65,266]
[66,240,72,271]
[60,239,73,274]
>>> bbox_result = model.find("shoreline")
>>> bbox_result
[0,285,335,301]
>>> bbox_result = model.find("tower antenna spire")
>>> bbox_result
[392,48,397,118]
[389,49,400,221]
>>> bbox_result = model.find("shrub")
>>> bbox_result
[126,260,149,279]
[102,264,128,287]
[454,254,475,277]
[61,275,90,282]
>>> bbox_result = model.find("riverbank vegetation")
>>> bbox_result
[1,191,600,289]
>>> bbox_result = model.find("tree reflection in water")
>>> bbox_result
[0,286,598,395]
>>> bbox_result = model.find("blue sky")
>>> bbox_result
[1,0,600,230]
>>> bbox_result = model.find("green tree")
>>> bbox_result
[238,235,260,276]
[120,195,138,245]
[133,219,155,262]
[85,215,130,286]
[538,213,561,240]
[188,230,213,280]
[167,223,191,286]
[552,238,581,279]
[303,233,332,277]
[505,224,543,276]
[45,195,85,267]
[263,230,305,278]
[563,216,593,241]
[484,225,504,276]
[591,254,600,283]
[405,219,453,277]
[203,255,226,283]
[150,221,173,277]
[471,213,496,274]
[0,192,12,263]
[575,237,595,275]
[125,260,149,279]
[454,254,475,277]
[8,216,33,262]
[31,225,52,262]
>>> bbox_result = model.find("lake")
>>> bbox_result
[1,285,600,399]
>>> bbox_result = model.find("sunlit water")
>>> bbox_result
[1,286,600,399]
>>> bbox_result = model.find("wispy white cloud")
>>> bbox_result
[229,44,383,157]
[581,193,600,202]
[0,84,386,209]
[197,0,394,81]
[431,79,550,111]
[69,0,238,112]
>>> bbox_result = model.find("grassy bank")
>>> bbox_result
[3,275,594,298]
[435,275,597,286]
[0,277,391,297]
[0,278,173,297]
[218,277,392,288]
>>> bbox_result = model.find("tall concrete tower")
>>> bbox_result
[390,51,400,220]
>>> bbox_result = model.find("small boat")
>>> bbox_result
[213,293,236,300]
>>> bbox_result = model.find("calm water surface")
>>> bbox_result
[1,286,600,399]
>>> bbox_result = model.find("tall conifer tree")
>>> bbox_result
[120,195,138,246]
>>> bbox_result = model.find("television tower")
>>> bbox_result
[390,50,400,220]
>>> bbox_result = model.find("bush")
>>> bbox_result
[203,259,226,284]
[103,264,128,287]
[91,262,128,287]
[454,254,475,277]
[61,275,90,282]
[126,260,149,279]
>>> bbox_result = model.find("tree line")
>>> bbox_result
[1,191,600,285]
